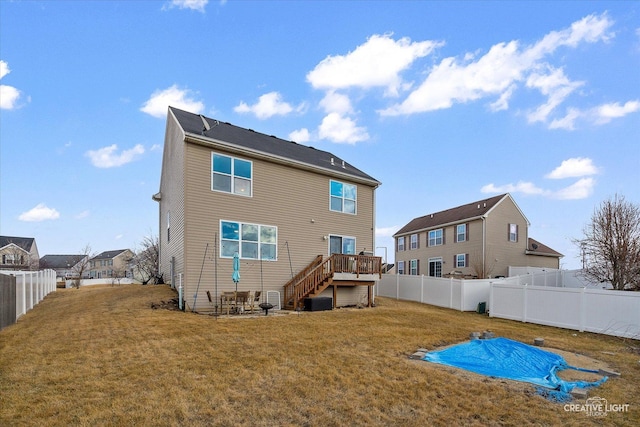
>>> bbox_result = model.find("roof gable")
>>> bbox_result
[0,236,34,252]
[92,249,130,260]
[169,107,380,185]
[395,194,509,236]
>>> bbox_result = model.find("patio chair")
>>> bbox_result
[220,291,236,315]
[235,291,250,313]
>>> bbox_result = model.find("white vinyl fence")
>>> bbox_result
[376,274,490,312]
[376,271,639,339]
[0,269,56,322]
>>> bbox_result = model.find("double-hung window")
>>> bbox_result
[212,153,252,196]
[428,229,443,246]
[221,220,277,260]
[455,254,468,268]
[456,224,466,242]
[410,234,419,249]
[397,236,405,252]
[509,223,518,242]
[330,180,356,214]
[397,261,405,275]
[409,259,419,275]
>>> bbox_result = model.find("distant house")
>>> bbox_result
[88,249,134,279]
[39,254,88,279]
[153,107,382,311]
[393,194,562,279]
[0,236,39,271]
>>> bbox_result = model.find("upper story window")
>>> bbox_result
[397,236,405,252]
[428,229,443,246]
[221,220,277,260]
[509,223,518,242]
[212,153,252,197]
[456,224,467,242]
[410,234,419,249]
[330,180,356,214]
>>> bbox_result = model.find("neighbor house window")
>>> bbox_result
[221,220,277,260]
[330,180,356,214]
[455,254,468,268]
[397,236,405,252]
[410,234,419,250]
[409,259,419,275]
[329,235,356,255]
[428,229,443,246]
[456,224,467,242]
[509,223,518,242]
[212,153,252,196]
[397,261,405,275]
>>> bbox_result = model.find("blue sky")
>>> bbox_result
[1,1,638,269]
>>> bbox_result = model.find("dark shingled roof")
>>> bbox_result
[170,107,380,185]
[0,235,35,252]
[394,194,508,236]
[91,250,129,260]
[39,255,86,269]
[527,238,563,257]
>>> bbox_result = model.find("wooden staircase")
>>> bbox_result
[283,254,382,310]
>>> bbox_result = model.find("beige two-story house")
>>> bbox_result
[88,249,134,279]
[153,107,382,312]
[0,236,40,271]
[394,194,562,279]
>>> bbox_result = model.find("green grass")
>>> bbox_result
[1,284,638,426]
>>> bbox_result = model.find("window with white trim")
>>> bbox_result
[330,180,356,214]
[397,236,405,251]
[509,223,518,242]
[410,234,419,249]
[409,259,419,275]
[220,220,277,260]
[428,229,443,246]
[456,224,466,242]
[212,153,252,196]
[397,261,405,275]
[455,254,468,268]
[428,257,442,277]
[329,235,356,255]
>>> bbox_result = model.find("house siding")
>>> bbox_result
[484,197,529,277]
[180,138,376,311]
[158,113,187,288]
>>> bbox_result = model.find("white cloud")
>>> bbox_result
[140,84,204,118]
[481,181,549,196]
[319,91,353,115]
[307,33,442,96]
[318,113,369,144]
[594,100,640,124]
[380,13,613,118]
[525,66,584,124]
[549,107,582,130]
[0,60,23,110]
[545,157,599,179]
[163,0,208,12]
[75,210,90,219]
[86,144,145,168]
[552,178,596,200]
[18,203,60,222]
[234,92,303,119]
[289,128,311,143]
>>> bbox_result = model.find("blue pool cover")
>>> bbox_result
[423,337,607,401]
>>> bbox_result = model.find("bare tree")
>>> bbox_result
[469,249,497,279]
[132,234,160,285]
[71,244,94,289]
[574,194,640,291]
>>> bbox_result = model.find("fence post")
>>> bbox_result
[522,284,528,323]
[420,275,424,303]
[449,277,454,309]
[579,287,586,332]
[395,273,399,300]
[489,281,494,317]
[460,279,464,312]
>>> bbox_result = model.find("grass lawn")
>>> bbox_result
[1,284,638,426]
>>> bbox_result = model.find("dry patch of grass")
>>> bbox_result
[1,285,638,426]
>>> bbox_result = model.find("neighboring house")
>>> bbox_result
[88,249,134,279]
[393,194,562,279]
[153,107,382,312]
[0,236,40,271]
[39,254,88,279]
